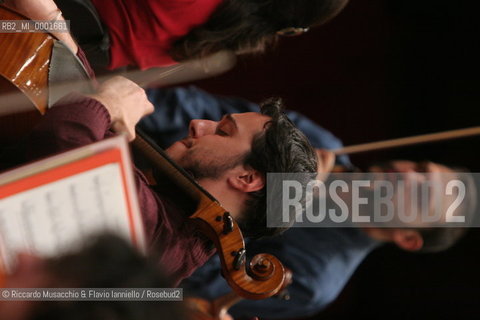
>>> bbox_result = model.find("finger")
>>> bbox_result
[143,101,155,116]
[316,149,335,173]
[323,150,335,172]
[112,122,135,141]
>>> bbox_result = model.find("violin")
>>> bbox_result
[0,4,54,143]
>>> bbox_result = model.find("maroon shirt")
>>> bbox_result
[27,93,214,285]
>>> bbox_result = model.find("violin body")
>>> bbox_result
[0,5,54,145]
[0,5,53,114]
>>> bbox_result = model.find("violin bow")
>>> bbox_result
[333,126,480,155]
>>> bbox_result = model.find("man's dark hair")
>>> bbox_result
[29,235,184,320]
[416,228,468,253]
[416,170,477,253]
[170,0,348,61]
[237,98,318,239]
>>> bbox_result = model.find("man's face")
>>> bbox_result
[368,160,458,227]
[166,112,271,179]
[361,160,467,250]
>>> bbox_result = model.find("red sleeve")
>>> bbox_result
[90,0,223,69]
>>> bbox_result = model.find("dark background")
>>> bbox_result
[190,0,480,318]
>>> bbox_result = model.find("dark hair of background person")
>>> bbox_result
[28,235,185,320]
[238,98,318,239]
[418,170,477,253]
[417,228,467,253]
[170,0,349,61]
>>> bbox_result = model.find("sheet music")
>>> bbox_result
[0,136,145,274]
[0,163,133,272]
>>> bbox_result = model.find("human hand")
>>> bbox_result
[221,313,234,320]
[88,76,154,141]
[3,0,58,20]
[218,314,256,320]
[3,0,78,53]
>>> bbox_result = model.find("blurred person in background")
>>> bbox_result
[0,234,185,320]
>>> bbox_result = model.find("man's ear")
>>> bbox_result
[393,230,423,251]
[227,168,265,193]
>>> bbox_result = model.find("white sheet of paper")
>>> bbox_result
[0,163,134,272]
[0,135,145,273]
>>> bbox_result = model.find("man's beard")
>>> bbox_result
[183,158,240,180]
[181,151,246,180]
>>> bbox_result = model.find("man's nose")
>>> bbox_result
[189,119,217,138]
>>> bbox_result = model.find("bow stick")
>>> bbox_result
[333,126,480,155]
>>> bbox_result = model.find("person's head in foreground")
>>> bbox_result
[166,98,318,238]
[363,160,477,253]
[0,235,185,320]
[170,0,349,61]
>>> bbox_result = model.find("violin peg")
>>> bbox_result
[222,212,234,234]
[232,248,246,270]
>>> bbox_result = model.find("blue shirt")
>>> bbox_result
[184,228,378,319]
[139,86,378,319]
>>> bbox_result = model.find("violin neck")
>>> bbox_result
[132,129,218,205]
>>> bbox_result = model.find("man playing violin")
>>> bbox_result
[138,86,476,319]
[25,77,317,286]
[4,0,317,285]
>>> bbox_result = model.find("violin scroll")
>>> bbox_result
[190,200,287,300]
[248,254,277,281]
